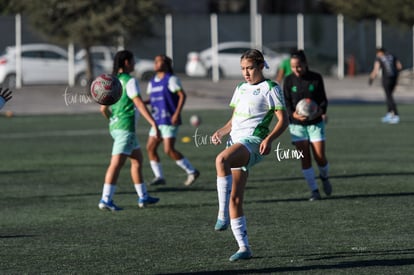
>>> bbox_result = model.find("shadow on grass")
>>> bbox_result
[0,235,36,239]
[0,170,43,175]
[162,249,414,274]
[251,192,414,204]
[249,171,414,183]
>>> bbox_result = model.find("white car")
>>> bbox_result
[0,43,101,88]
[76,46,155,81]
[185,41,289,79]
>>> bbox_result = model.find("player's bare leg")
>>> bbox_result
[146,136,166,185]
[163,137,200,186]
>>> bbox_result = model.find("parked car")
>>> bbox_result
[0,43,102,88]
[76,46,155,81]
[185,41,289,79]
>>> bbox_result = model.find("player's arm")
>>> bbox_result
[127,78,160,137]
[275,68,284,84]
[100,105,111,120]
[259,108,289,155]
[132,96,160,138]
[169,76,186,125]
[396,59,403,72]
[212,112,233,145]
[171,89,186,125]
[369,60,381,85]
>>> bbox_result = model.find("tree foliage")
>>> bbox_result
[1,0,163,47]
[0,0,164,83]
[322,0,414,27]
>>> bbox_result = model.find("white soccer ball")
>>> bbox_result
[295,98,319,120]
[90,74,122,105]
[190,114,201,127]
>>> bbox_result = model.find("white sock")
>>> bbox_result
[176,158,195,174]
[150,161,164,179]
[217,175,232,221]
[134,183,148,199]
[318,163,329,179]
[101,183,116,202]
[302,167,318,191]
[230,216,249,250]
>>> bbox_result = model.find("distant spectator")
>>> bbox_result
[369,48,403,124]
[0,88,12,110]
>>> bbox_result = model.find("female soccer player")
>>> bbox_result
[146,54,199,186]
[283,50,332,201]
[98,50,160,211]
[211,49,288,261]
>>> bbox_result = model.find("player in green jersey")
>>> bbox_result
[98,50,160,211]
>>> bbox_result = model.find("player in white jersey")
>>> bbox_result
[211,49,289,261]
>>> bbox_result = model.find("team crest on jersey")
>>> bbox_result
[253,89,260,95]
[292,86,297,92]
[309,84,315,92]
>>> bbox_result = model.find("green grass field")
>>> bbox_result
[1,104,414,274]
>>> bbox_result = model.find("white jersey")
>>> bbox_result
[229,79,285,142]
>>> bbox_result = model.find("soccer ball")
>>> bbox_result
[190,114,201,127]
[295,98,319,120]
[90,74,122,105]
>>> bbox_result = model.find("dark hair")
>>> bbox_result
[291,49,308,65]
[157,54,174,74]
[240,49,265,68]
[376,47,386,53]
[112,50,134,75]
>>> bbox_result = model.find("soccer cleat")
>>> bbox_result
[149,177,166,186]
[320,175,332,196]
[381,113,393,123]
[184,170,200,186]
[229,248,252,262]
[309,189,321,201]
[98,200,123,211]
[214,219,229,231]
[388,115,400,124]
[138,196,160,208]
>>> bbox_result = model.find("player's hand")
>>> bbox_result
[293,111,308,122]
[171,113,180,126]
[368,78,373,86]
[322,114,328,124]
[0,88,12,102]
[259,139,271,155]
[152,125,161,139]
[211,131,222,145]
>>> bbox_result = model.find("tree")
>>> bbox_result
[322,0,414,27]
[0,0,164,84]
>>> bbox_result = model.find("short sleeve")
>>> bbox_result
[267,82,286,110]
[168,75,183,93]
[126,78,141,99]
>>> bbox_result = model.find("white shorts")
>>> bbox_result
[227,136,264,171]
[149,125,179,138]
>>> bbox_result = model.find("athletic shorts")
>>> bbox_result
[110,129,139,155]
[289,121,325,143]
[149,125,179,138]
[227,136,264,171]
